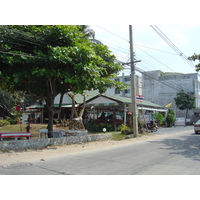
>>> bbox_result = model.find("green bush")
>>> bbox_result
[0,120,10,127]
[166,109,176,127]
[153,113,164,125]
[119,124,132,134]
[87,123,115,132]
[6,111,22,124]
[5,116,18,124]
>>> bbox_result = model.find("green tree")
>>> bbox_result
[166,109,176,127]
[0,25,125,136]
[153,113,164,126]
[174,91,196,125]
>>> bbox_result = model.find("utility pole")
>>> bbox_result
[129,25,138,137]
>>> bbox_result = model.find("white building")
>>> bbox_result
[105,73,142,97]
[142,70,200,122]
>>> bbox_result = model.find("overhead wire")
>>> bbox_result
[0,26,44,47]
[0,50,45,59]
[134,44,176,72]
[96,24,196,95]
[94,26,182,73]
[96,25,129,43]
[150,25,196,71]
[94,27,186,92]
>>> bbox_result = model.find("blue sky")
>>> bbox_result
[90,25,200,76]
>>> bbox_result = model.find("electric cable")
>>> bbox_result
[150,25,196,71]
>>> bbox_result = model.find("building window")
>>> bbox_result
[125,77,130,82]
[125,89,130,94]
[115,78,120,82]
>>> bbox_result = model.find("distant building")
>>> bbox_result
[105,73,142,97]
[142,70,200,123]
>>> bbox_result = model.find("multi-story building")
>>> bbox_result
[105,73,142,97]
[142,70,200,122]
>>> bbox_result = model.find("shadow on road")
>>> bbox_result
[148,133,200,161]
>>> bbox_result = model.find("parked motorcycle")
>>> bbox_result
[146,123,157,133]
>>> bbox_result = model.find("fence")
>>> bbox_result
[0,133,112,150]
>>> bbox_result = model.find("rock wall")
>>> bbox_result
[0,133,112,150]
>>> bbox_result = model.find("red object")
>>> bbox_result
[16,105,20,112]
[136,95,144,102]
[0,132,31,140]
[127,111,132,116]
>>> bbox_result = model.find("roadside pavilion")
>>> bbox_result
[24,90,167,128]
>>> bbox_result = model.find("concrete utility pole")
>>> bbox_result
[129,25,138,137]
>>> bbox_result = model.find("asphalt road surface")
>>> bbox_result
[1,126,200,175]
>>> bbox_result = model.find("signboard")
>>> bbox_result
[140,115,150,123]
[175,118,185,126]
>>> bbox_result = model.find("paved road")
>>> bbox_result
[1,126,200,175]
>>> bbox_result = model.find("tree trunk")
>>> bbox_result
[47,110,54,137]
[70,93,78,120]
[185,108,188,127]
[79,94,87,118]
[45,78,61,137]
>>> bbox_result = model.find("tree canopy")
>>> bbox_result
[0,25,125,134]
[174,91,195,123]
[174,91,195,111]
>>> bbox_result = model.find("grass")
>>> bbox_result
[112,131,152,140]
[112,132,127,140]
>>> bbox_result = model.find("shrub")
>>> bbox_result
[153,113,164,125]
[6,116,18,124]
[6,111,22,124]
[87,123,115,132]
[166,109,176,127]
[0,120,10,127]
[119,124,132,134]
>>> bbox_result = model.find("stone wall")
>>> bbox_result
[0,133,112,150]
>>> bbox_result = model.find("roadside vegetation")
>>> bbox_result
[0,123,152,141]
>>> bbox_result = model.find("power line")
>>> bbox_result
[96,36,177,56]
[0,26,44,47]
[0,51,45,59]
[134,43,177,55]
[135,44,175,72]
[96,25,129,43]
[150,25,196,71]
[93,26,188,74]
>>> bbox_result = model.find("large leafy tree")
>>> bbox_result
[0,25,124,136]
[174,91,196,124]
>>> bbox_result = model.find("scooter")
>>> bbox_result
[146,123,157,133]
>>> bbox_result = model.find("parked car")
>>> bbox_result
[194,119,200,134]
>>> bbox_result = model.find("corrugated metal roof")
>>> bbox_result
[78,90,165,109]
[27,90,165,110]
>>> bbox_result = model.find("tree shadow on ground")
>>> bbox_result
[148,133,200,162]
